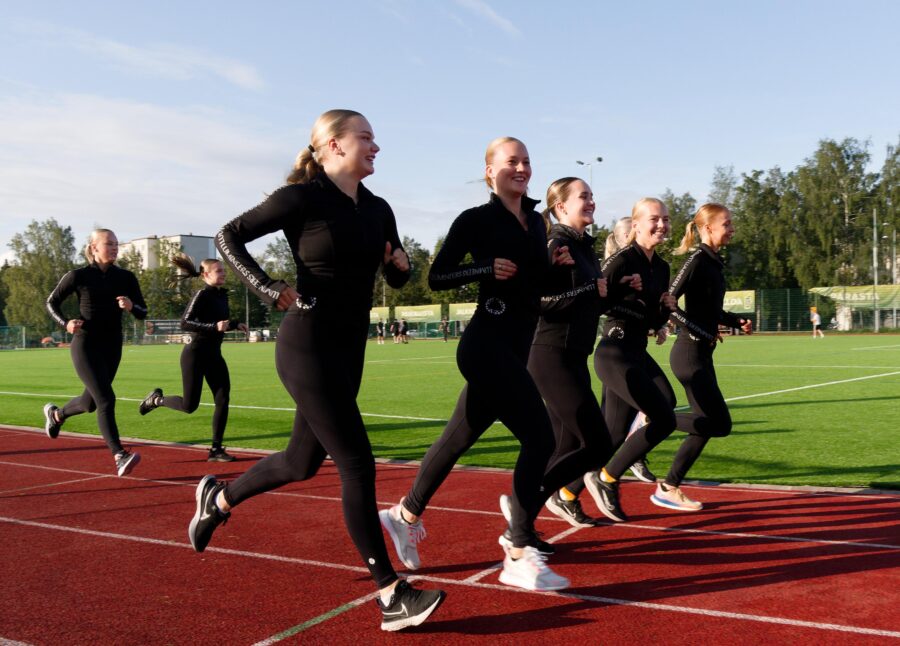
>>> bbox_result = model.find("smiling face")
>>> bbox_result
[556,180,595,233]
[486,139,531,200]
[703,209,735,250]
[327,115,379,179]
[632,199,670,250]
[91,231,119,265]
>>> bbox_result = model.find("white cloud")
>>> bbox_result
[454,0,522,37]
[16,21,264,91]
[0,93,289,253]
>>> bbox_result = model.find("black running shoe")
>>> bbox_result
[207,447,235,462]
[545,491,600,528]
[188,475,229,552]
[499,528,556,555]
[377,579,445,632]
[139,388,163,416]
[584,472,628,522]
[43,403,62,439]
[114,450,141,477]
[629,458,657,483]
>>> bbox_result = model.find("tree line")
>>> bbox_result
[2,136,896,341]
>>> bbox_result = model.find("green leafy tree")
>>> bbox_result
[708,165,737,205]
[782,138,877,287]
[3,219,78,339]
[262,235,294,282]
[0,261,9,327]
[660,189,697,275]
[383,237,432,306]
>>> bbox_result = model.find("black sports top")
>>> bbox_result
[429,193,548,318]
[46,263,147,336]
[216,172,409,312]
[533,223,608,354]
[182,285,238,342]
[669,243,743,342]
[600,241,671,345]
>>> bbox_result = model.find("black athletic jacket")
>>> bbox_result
[429,193,548,318]
[600,241,671,345]
[216,172,409,313]
[533,223,609,354]
[46,263,147,336]
[669,243,743,342]
[181,285,238,342]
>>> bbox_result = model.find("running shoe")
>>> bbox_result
[629,458,657,483]
[584,472,628,522]
[139,388,163,416]
[544,491,599,528]
[114,450,141,477]
[499,546,569,591]
[188,475,230,552]
[498,528,555,556]
[379,500,425,570]
[43,403,62,439]
[377,579,446,632]
[650,482,703,511]
[207,447,235,462]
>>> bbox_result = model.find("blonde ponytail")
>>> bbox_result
[84,229,115,264]
[675,203,730,255]
[674,222,697,255]
[286,109,363,185]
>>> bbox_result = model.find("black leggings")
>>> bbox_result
[222,308,397,589]
[60,333,124,455]
[161,341,230,447]
[592,338,676,481]
[404,313,556,548]
[666,339,732,486]
[528,345,614,495]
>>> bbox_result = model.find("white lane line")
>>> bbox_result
[0,475,106,495]
[365,356,455,364]
[1,459,897,551]
[722,371,900,404]
[2,515,898,640]
[717,364,900,369]
[851,344,900,351]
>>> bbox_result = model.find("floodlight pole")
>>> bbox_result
[873,207,879,333]
[575,156,603,236]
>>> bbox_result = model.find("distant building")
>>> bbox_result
[120,234,216,270]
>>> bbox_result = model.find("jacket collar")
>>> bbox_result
[313,171,374,203]
[699,243,724,266]
[550,222,593,244]
[489,192,540,213]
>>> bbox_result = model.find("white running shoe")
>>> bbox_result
[650,483,703,511]
[379,501,426,570]
[499,493,512,523]
[499,546,569,591]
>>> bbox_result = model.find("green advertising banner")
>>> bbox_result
[809,285,900,309]
[449,303,478,320]
[394,304,442,323]
[723,290,756,313]
[370,307,390,323]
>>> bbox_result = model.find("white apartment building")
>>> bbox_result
[120,234,216,270]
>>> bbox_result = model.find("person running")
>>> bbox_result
[187,109,444,631]
[531,178,620,528]
[380,136,571,592]
[43,229,147,476]
[138,254,248,462]
[375,319,385,344]
[654,203,752,511]
[810,307,825,338]
[583,198,678,523]
[603,215,658,484]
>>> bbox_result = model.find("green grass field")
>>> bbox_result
[1,334,898,489]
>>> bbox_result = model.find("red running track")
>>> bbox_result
[0,426,898,645]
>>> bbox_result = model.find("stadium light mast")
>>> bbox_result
[873,207,879,333]
[575,156,603,236]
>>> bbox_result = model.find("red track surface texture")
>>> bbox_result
[1,426,898,645]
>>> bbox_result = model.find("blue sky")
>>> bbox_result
[1,1,898,263]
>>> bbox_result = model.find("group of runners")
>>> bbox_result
[41,109,751,632]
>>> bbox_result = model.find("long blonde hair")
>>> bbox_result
[286,109,364,185]
[484,136,526,190]
[84,229,116,264]
[541,177,581,233]
[604,216,632,259]
[674,202,730,255]
[626,198,667,245]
